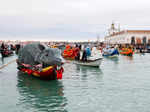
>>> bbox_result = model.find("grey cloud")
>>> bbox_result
[0,0,150,41]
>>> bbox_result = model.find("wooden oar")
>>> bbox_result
[0,60,16,69]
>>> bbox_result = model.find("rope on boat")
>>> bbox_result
[0,60,16,69]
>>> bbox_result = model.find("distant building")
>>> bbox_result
[105,23,150,45]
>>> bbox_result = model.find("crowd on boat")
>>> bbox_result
[61,44,136,59]
[0,43,15,58]
[62,44,103,61]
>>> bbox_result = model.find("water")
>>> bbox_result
[0,54,150,112]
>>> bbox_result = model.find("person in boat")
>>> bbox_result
[128,46,133,53]
[10,44,15,51]
[86,46,91,57]
[1,43,5,50]
[7,44,11,50]
[79,44,82,50]
[110,46,114,53]
[139,45,145,53]
[91,46,102,58]
[75,48,80,61]
[103,46,112,55]
[74,45,80,61]
[91,46,97,56]
[75,44,78,48]
[0,43,5,61]
[81,48,87,61]
[15,44,21,54]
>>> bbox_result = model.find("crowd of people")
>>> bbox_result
[75,44,92,61]
[63,44,102,61]
[0,43,14,59]
[0,43,21,60]
[1,41,150,63]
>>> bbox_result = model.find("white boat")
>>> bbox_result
[74,57,103,67]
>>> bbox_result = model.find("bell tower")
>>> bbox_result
[108,21,119,35]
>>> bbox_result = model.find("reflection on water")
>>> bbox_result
[1,57,4,64]
[104,57,119,65]
[75,65,103,81]
[17,71,67,112]
[123,56,133,61]
[76,65,103,74]
[0,54,16,65]
[0,56,6,65]
[63,64,104,112]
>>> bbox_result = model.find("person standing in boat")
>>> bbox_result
[82,48,87,61]
[15,44,21,54]
[86,47,91,57]
[75,47,80,61]
[139,45,143,53]
[79,44,82,50]
[110,46,115,53]
[81,46,91,61]
[1,43,5,50]
[0,43,5,62]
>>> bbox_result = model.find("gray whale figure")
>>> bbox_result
[18,43,62,67]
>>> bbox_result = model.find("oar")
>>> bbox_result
[0,60,16,69]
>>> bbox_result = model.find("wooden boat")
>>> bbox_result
[74,58,103,67]
[119,48,133,56]
[16,43,64,80]
[17,60,64,80]
[106,54,118,58]
[63,57,75,60]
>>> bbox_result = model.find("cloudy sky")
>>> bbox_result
[0,0,150,41]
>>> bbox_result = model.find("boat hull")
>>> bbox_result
[120,51,133,56]
[103,54,118,58]
[17,65,63,80]
[120,53,133,56]
[119,48,134,56]
[63,57,75,60]
[74,58,102,67]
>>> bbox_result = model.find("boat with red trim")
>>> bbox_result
[17,60,64,80]
[16,43,64,80]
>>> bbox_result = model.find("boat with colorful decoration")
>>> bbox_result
[17,61,64,80]
[119,48,134,56]
[62,45,79,60]
[102,47,119,58]
[16,43,64,80]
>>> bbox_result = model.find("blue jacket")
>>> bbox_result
[86,47,91,56]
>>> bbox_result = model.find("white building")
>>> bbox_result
[105,30,150,45]
[104,23,150,44]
